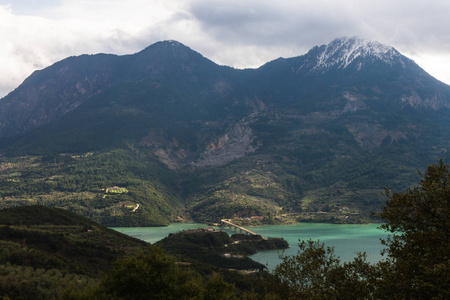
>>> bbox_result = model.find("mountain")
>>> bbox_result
[0,40,245,139]
[1,37,450,225]
[255,37,450,110]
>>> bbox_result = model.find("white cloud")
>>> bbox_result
[0,6,58,95]
[185,0,450,79]
[1,0,450,98]
[0,1,191,97]
[408,53,450,85]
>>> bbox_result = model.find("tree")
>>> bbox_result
[377,159,450,299]
[100,246,205,300]
[272,240,379,299]
[203,274,237,300]
[271,160,450,299]
[98,246,238,300]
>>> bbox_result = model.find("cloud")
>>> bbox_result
[0,1,191,97]
[0,6,57,95]
[190,1,354,45]
[1,0,450,97]
[187,0,450,81]
[189,0,450,52]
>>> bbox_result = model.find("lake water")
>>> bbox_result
[112,223,212,244]
[112,222,388,271]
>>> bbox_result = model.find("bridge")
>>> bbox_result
[220,219,267,240]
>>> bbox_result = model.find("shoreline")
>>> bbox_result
[112,218,384,229]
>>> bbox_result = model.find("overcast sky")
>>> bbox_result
[1,0,450,98]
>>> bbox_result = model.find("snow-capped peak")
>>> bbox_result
[164,40,183,47]
[313,37,400,71]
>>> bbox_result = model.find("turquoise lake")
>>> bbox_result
[112,222,388,271]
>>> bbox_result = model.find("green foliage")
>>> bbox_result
[156,231,269,271]
[0,149,182,226]
[101,247,204,299]
[229,234,289,255]
[0,206,149,299]
[186,166,298,223]
[272,240,379,299]
[0,205,98,226]
[5,158,450,299]
[99,246,238,300]
[203,274,237,300]
[271,159,450,299]
[377,159,450,299]
[0,263,98,300]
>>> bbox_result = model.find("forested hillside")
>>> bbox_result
[0,150,182,226]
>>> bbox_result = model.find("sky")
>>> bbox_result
[1,0,450,98]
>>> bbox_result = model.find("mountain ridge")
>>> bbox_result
[1,37,450,226]
[1,37,449,139]
[311,37,404,71]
